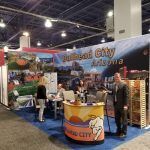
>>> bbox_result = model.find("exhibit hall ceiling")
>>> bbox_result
[0,0,149,49]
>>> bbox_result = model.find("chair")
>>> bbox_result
[86,90,107,103]
[95,91,108,103]
[63,90,75,101]
[60,90,75,128]
[12,90,33,109]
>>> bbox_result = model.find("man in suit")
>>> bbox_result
[113,73,129,137]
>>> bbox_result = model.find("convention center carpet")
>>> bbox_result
[0,104,69,150]
[14,107,150,150]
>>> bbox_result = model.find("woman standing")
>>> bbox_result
[37,74,48,122]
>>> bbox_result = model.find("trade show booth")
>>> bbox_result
[0,34,149,145]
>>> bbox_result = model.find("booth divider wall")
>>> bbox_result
[0,49,8,105]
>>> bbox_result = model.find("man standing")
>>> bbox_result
[113,73,129,137]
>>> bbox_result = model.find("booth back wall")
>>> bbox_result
[53,34,150,117]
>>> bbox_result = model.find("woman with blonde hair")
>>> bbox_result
[37,74,48,122]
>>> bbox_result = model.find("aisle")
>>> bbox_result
[115,131,150,150]
[0,104,69,150]
[14,106,150,150]
[1,103,149,150]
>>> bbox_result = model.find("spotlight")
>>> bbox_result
[45,19,52,28]
[61,31,67,37]
[4,46,9,52]
[0,19,6,28]
[37,41,42,46]
[148,28,150,32]
[23,31,29,37]
[76,24,80,28]
[107,11,113,17]
[101,38,105,43]
[73,45,76,49]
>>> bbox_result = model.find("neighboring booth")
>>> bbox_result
[63,101,105,144]
[7,48,60,109]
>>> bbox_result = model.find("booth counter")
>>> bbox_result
[63,101,105,144]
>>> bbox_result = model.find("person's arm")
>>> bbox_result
[75,86,80,94]
[55,91,60,98]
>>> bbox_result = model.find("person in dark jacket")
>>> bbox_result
[113,73,129,137]
[37,74,48,122]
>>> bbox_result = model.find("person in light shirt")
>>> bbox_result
[48,83,65,100]
[47,83,65,109]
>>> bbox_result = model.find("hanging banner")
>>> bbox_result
[0,49,4,66]
[22,47,60,54]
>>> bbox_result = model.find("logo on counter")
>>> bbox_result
[89,116,104,141]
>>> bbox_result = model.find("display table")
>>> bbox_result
[63,101,105,144]
[51,98,63,119]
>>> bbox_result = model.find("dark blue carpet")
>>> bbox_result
[14,107,149,150]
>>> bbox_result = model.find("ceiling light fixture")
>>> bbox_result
[0,5,106,32]
[107,11,113,17]
[4,46,9,52]
[45,19,52,28]
[73,45,76,49]
[23,31,29,37]
[101,38,105,43]
[61,31,67,37]
[0,19,6,28]
[37,41,41,46]
[76,24,80,28]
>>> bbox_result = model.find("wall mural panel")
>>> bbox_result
[8,51,54,108]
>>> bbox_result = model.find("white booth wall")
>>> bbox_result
[0,65,8,106]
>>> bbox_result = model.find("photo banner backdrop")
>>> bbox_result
[44,72,57,94]
[8,50,54,108]
[53,34,150,117]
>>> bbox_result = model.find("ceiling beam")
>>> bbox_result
[50,31,106,49]
[59,0,103,19]
[0,5,105,31]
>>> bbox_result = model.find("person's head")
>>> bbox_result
[114,72,121,84]
[57,83,63,89]
[79,80,84,86]
[38,75,48,86]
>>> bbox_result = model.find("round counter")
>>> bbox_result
[63,101,105,144]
